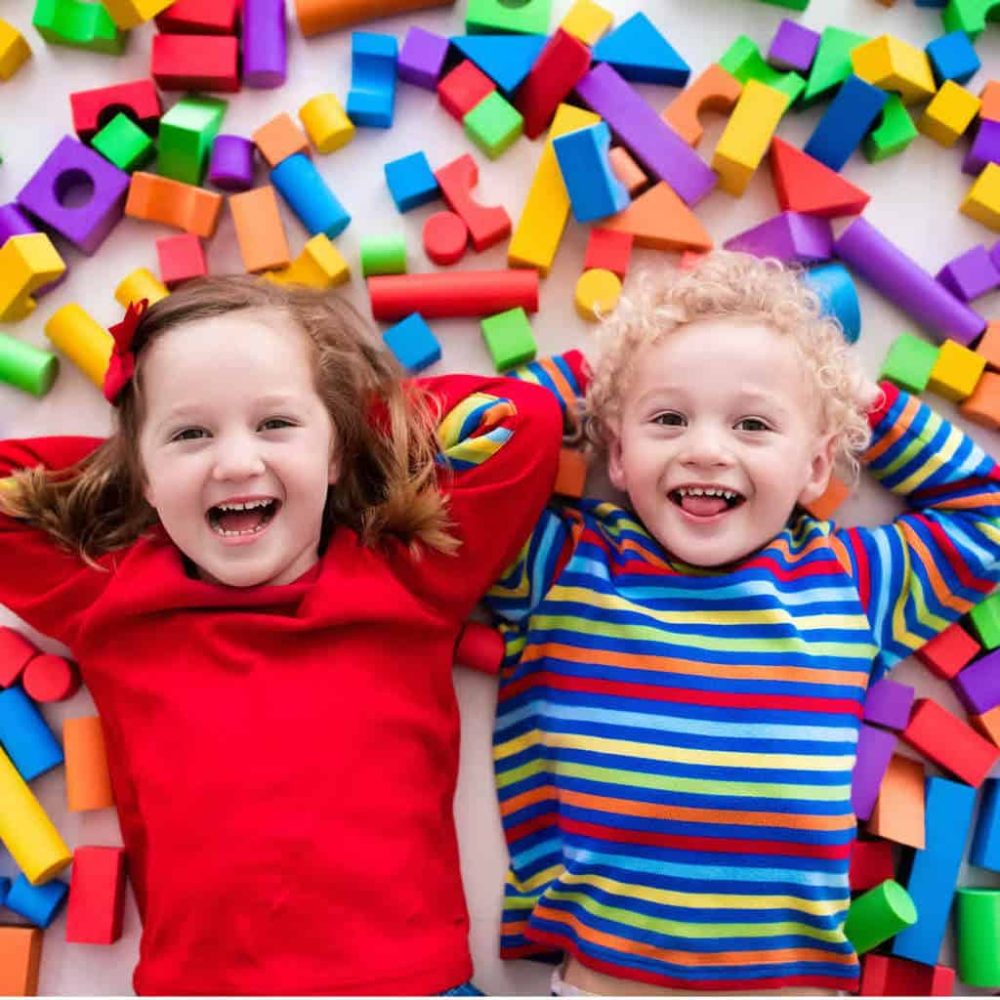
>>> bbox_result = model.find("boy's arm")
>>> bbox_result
[831,384,1000,678]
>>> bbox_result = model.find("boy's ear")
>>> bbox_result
[797,434,837,506]
[607,432,627,492]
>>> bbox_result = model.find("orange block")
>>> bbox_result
[125,172,223,237]
[64,716,114,812]
[294,0,451,35]
[960,370,1000,429]
[802,476,850,521]
[251,112,310,168]
[601,182,712,252]
[608,146,646,195]
[0,927,42,996]
[554,448,588,498]
[976,321,1000,369]
[981,80,1000,122]
[868,754,925,849]
[228,186,291,274]
[972,704,1000,746]
[662,62,743,147]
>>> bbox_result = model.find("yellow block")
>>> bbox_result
[0,18,31,81]
[961,162,1000,231]
[509,103,601,275]
[44,304,114,389]
[0,746,71,885]
[928,339,987,402]
[0,233,67,322]
[917,80,981,146]
[267,234,350,289]
[575,268,622,321]
[712,79,788,196]
[115,267,169,308]
[560,0,613,45]
[299,93,355,153]
[851,34,936,106]
[98,0,172,28]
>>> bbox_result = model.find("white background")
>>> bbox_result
[0,0,998,993]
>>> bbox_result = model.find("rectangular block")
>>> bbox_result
[863,677,915,730]
[868,754,925,848]
[228,186,290,273]
[970,777,1000,871]
[65,846,127,944]
[712,79,789,195]
[903,698,1000,787]
[0,927,42,996]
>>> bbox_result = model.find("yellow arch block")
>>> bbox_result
[267,234,350,289]
[0,233,66,323]
[0,18,31,80]
[961,162,1000,231]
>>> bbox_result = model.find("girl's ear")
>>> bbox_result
[327,447,341,486]
[797,433,837,506]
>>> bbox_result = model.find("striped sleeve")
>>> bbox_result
[436,392,517,471]
[506,350,590,430]
[833,383,1000,678]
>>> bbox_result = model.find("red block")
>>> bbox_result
[69,79,162,142]
[849,838,895,893]
[454,621,505,675]
[434,153,511,253]
[859,953,955,995]
[22,654,81,703]
[516,29,592,139]
[437,60,495,121]
[902,697,1000,787]
[0,626,39,688]
[151,34,240,93]
[156,233,207,288]
[368,269,539,320]
[65,846,127,945]
[915,621,980,679]
[770,136,871,218]
[156,0,240,33]
[584,228,633,279]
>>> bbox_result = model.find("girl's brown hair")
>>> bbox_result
[0,276,458,565]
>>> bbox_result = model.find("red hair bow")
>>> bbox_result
[103,298,149,406]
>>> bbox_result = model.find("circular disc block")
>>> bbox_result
[422,210,469,266]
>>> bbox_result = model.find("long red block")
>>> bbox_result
[69,79,162,142]
[155,0,240,33]
[915,621,980,679]
[369,270,539,320]
[454,621,505,675]
[151,34,240,93]
[65,846,126,944]
[516,29,592,139]
[434,154,510,252]
[903,698,1000,787]
[849,839,895,893]
[859,953,955,995]
[0,626,39,688]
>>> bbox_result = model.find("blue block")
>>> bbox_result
[552,121,630,223]
[971,777,1000,872]
[4,874,69,928]
[592,12,690,86]
[926,31,981,85]
[383,152,439,213]
[0,685,63,781]
[0,876,9,907]
[803,74,888,171]
[347,31,398,129]
[383,313,441,373]
[915,0,947,5]
[271,154,351,238]
[451,33,547,93]
[892,776,976,965]
[803,262,861,343]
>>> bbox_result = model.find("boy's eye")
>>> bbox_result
[259,417,294,431]
[736,417,771,432]
[653,411,686,427]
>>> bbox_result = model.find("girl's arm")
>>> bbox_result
[831,384,1000,680]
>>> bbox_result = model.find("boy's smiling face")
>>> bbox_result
[606,318,836,568]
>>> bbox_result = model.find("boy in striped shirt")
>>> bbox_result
[488,252,1000,995]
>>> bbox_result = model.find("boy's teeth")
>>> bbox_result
[679,487,738,500]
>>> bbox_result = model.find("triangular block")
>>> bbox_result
[592,12,690,86]
[451,34,547,93]
[723,211,833,263]
[601,182,711,252]
[770,137,870,218]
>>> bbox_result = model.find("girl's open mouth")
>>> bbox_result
[207,498,281,537]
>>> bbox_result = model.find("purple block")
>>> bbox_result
[242,0,287,88]
[992,239,1000,273]
[398,26,449,90]
[768,19,820,75]
[574,63,717,207]
[954,649,1000,715]
[863,678,915,731]
[834,216,986,346]
[723,211,833,263]
[851,723,898,821]
[16,136,129,256]
[963,119,1000,176]
[208,134,256,191]
[936,244,1000,302]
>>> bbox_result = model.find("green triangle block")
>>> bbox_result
[802,27,870,107]
[592,12,690,86]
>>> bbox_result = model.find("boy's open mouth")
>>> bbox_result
[207,498,282,537]
[668,486,745,518]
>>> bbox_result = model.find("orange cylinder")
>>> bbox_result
[64,716,114,812]
[294,0,453,36]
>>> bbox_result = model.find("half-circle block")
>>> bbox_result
[125,172,224,237]
[662,63,742,147]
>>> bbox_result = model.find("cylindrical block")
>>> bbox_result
[957,888,1000,986]
[271,153,351,238]
[115,267,169,309]
[369,269,539,320]
[422,211,468,266]
[454,621,504,675]
[0,333,58,397]
[843,879,917,955]
[242,0,287,87]
[298,93,355,153]
[44,304,113,388]
[22,654,82,703]
[0,746,72,884]
[4,873,68,928]
[0,626,39,687]
[208,134,256,192]
[63,716,114,812]
[803,262,861,343]
[295,0,452,36]
[360,235,407,277]
[0,686,64,780]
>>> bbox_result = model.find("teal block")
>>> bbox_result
[465,0,551,35]
[592,12,690,86]
[157,96,227,185]
[451,33,546,92]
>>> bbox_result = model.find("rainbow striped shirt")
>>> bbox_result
[486,385,1000,992]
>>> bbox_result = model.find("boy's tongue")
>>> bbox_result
[217,508,267,532]
[680,494,728,517]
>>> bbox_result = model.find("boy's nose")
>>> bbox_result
[679,426,733,467]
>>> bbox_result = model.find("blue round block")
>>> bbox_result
[4,873,69,928]
[271,153,351,239]
[803,262,861,343]
[0,685,63,780]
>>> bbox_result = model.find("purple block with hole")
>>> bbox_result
[834,216,986,346]
[768,19,820,74]
[852,723,898,821]
[398,26,449,90]
[963,119,1000,176]
[242,0,287,88]
[574,63,716,206]
[954,649,1000,715]
[863,678,915,731]
[723,211,833,263]
[16,135,129,256]
[208,134,256,191]
[936,244,1000,302]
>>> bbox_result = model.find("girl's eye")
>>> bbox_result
[736,417,771,432]
[259,417,294,431]
[172,428,206,442]
[653,411,686,427]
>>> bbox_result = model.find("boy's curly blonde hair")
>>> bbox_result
[586,251,874,482]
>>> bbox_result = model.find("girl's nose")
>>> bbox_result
[212,435,266,479]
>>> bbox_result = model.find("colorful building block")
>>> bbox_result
[954,649,1000,715]
[384,152,439,212]
[943,0,1000,37]
[973,703,1000,745]
[936,243,999,300]
[559,0,611,45]
[70,79,162,142]
[158,96,227,185]
[863,678,915,730]
[266,234,349,289]
[971,777,1000,870]
[0,203,39,245]
[768,19,819,74]
[662,63,742,148]
[208,134,255,191]
[126,172,224,237]
[864,95,918,162]
[451,34,546,94]
[960,369,1000,428]
[481,306,537,371]
[398,26,449,89]
[516,28,591,140]
[554,448,588,498]
[0,927,42,996]
[868,753,926,848]
[438,60,495,121]
[851,34,936,105]
[956,888,1000,986]
[980,78,1000,119]
[584,228,632,278]
[0,337,79,399]
[713,79,789,196]
[346,32,397,128]
[44,304,113,388]
[574,268,621,321]
[961,162,1000,231]
[91,112,155,172]
[21,654,81,703]
[99,0,171,28]
[151,33,239,93]
[844,879,917,955]
[918,80,980,146]
[719,35,805,105]
[800,474,850,521]
[0,234,67,323]
[0,628,39,688]
[724,211,832,263]
[903,698,1000,786]
[422,211,469,266]
[926,30,981,85]
[860,954,955,995]
[243,0,286,88]
[271,153,351,238]
[155,0,240,33]
[878,334,939,393]
[591,11,688,85]
[65,846,127,944]
[465,0,551,35]
[849,839,895,893]
[252,113,309,169]
[851,723,898,822]
[600,181,713,253]
[0,685,63,781]
[552,122,629,222]
[978,319,1000,368]
[963,119,1000,175]
[802,27,870,106]
[360,235,407,277]
[927,338,987,400]
[915,621,980,678]
[114,268,168,308]
[156,233,207,287]
[970,591,1000,649]
[804,75,888,171]
[454,620,505,674]
[63,715,114,812]
[32,0,126,54]
[229,186,290,273]
[608,147,646,193]
[298,93,355,153]
[802,262,861,342]
[0,19,32,80]
[435,153,510,252]
[464,91,524,159]
[382,313,441,373]
[368,270,539,320]
[294,0,452,36]
[4,873,69,928]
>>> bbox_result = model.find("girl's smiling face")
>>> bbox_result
[137,310,340,588]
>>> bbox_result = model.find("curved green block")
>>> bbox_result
[864,95,918,162]
[943,0,1000,39]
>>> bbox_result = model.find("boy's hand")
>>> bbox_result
[860,378,884,414]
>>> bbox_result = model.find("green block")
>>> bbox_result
[844,880,916,955]
[802,27,870,107]
[32,0,126,55]
[91,112,154,172]
[956,888,1000,987]
[969,590,1000,650]
[719,35,805,106]
[465,0,551,35]
[360,235,407,277]
[481,307,537,371]
[879,333,939,394]
[0,332,59,398]
[942,0,999,39]
[758,0,809,9]
[863,94,917,162]
[464,91,524,159]
[156,96,227,186]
